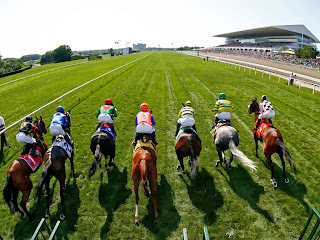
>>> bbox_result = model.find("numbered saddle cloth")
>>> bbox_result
[18,149,42,172]
[176,126,198,139]
[134,140,158,154]
[253,119,273,138]
[52,136,73,158]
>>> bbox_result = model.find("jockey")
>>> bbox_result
[133,103,157,146]
[213,93,234,127]
[16,116,41,157]
[175,100,197,136]
[0,116,5,132]
[49,105,73,148]
[96,98,117,137]
[254,95,275,130]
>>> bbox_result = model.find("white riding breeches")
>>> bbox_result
[215,112,231,120]
[258,110,275,119]
[50,123,65,136]
[177,117,195,127]
[16,132,36,144]
[136,123,154,134]
[98,113,113,124]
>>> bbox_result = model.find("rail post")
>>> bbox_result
[255,68,256,75]
[278,76,280,83]
[78,89,80,101]
[249,68,251,74]
[183,228,188,240]
[313,84,315,94]
[262,71,264,78]
[269,73,271,80]
[203,227,210,240]
[299,208,320,239]
[244,67,246,72]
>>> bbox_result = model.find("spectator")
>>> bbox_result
[289,73,294,86]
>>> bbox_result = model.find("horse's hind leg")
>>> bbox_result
[133,181,140,225]
[254,135,259,157]
[20,190,34,221]
[215,148,225,167]
[278,151,289,183]
[265,154,277,188]
[12,188,24,217]
[229,153,234,170]
[149,171,158,224]
[177,154,186,174]
[45,177,51,217]
[58,172,66,220]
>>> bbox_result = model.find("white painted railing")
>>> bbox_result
[0,52,154,135]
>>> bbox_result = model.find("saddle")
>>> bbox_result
[210,120,232,138]
[134,134,158,153]
[253,119,273,138]
[96,122,116,139]
[176,126,198,139]
[52,136,73,158]
[18,148,42,172]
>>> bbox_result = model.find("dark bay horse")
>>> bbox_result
[3,117,48,220]
[214,125,257,171]
[36,111,75,220]
[248,98,296,187]
[89,131,117,177]
[132,143,158,225]
[1,129,10,154]
[175,129,201,178]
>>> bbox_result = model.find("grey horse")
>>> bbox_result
[214,126,257,171]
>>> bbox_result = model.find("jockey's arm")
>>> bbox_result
[112,107,118,118]
[135,117,138,126]
[151,116,156,126]
[96,108,101,117]
[213,102,220,113]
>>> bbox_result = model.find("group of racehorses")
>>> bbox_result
[1,99,296,225]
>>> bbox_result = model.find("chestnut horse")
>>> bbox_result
[132,138,158,225]
[3,117,48,220]
[175,129,201,178]
[248,98,296,187]
[36,111,75,220]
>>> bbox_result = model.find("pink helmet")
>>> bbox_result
[140,103,148,111]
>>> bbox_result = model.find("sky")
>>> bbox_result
[0,0,319,58]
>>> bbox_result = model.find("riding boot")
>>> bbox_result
[22,144,31,155]
[192,124,197,132]
[31,143,40,157]
[269,119,273,125]
[133,133,139,146]
[151,132,158,145]
[175,123,181,136]
[110,125,117,138]
[254,119,262,130]
[64,133,74,149]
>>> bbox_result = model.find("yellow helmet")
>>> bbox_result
[185,100,192,107]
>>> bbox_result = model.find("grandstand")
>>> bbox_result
[212,25,319,52]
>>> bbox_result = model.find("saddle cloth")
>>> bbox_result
[253,119,273,138]
[134,140,158,154]
[96,124,116,139]
[210,122,231,138]
[176,126,198,139]
[52,136,73,158]
[18,149,42,172]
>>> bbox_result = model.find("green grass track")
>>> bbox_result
[0,51,319,239]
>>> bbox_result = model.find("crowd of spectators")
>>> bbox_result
[202,48,320,71]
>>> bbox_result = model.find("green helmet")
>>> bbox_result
[185,100,192,107]
[218,93,226,100]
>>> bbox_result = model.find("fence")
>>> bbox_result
[183,227,210,239]
[0,52,154,136]
[299,208,320,240]
[31,218,63,240]
[180,51,320,95]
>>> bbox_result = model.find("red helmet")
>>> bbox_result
[140,103,148,111]
[105,99,113,105]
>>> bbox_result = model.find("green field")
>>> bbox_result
[0,51,319,239]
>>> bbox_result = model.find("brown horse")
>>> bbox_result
[248,98,296,187]
[3,117,48,220]
[1,130,10,154]
[132,136,158,225]
[175,129,201,178]
[36,111,75,220]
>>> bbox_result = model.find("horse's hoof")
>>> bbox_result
[271,179,278,188]
[215,161,220,167]
[228,165,232,170]
[177,165,181,170]
[284,178,289,184]
[73,173,80,178]
[188,161,192,167]
[45,213,50,219]
[135,220,139,226]
[182,170,186,174]
[154,220,158,224]
[59,213,65,221]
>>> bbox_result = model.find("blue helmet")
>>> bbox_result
[57,105,64,113]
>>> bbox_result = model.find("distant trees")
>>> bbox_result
[295,46,318,58]
[20,54,41,62]
[88,54,102,61]
[40,45,72,65]
[0,57,27,76]
[177,46,202,50]
[279,46,289,52]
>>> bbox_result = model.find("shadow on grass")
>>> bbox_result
[180,168,223,224]
[141,174,180,239]
[99,168,131,239]
[257,155,309,213]
[220,165,273,222]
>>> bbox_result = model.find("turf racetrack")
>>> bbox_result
[0,51,319,239]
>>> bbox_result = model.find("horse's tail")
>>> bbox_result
[276,138,296,172]
[189,144,199,179]
[140,159,150,197]
[3,173,15,213]
[229,140,257,171]
[35,158,52,204]
[89,142,102,177]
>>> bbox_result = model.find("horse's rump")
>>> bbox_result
[175,132,201,158]
[215,126,239,151]
[90,131,115,155]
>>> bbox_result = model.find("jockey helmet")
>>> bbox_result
[261,95,268,101]
[185,100,192,107]
[218,93,226,100]
[25,116,33,122]
[140,103,148,111]
[105,98,113,105]
[57,105,64,113]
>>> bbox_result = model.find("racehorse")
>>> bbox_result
[3,117,48,220]
[132,135,158,225]
[1,130,10,154]
[36,111,75,220]
[175,129,201,178]
[89,131,117,177]
[214,123,257,171]
[248,98,296,187]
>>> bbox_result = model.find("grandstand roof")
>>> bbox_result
[214,25,319,43]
